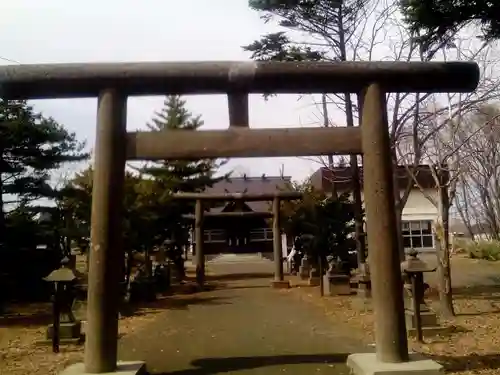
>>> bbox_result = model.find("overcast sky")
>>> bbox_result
[0,0,347,181]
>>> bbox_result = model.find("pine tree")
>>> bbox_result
[0,99,88,248]
[400,0,500,52]
[142,95,226,194]
[141,96,228,264]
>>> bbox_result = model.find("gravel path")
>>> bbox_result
[118,258,366,375]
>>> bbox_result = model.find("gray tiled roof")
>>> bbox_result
[204,175,292,212]
[310,164,440,192]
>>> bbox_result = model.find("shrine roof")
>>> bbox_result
[310,164,440,192]
[203,175,292,212]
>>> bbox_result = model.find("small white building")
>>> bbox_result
[310,165,439,252]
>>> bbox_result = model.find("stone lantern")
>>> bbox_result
[44,257,83,351]
[400,250,440,340]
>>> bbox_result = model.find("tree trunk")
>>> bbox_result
[0,173,5,248]
[394,205,405,260]
[144,247,152,278]
[322,94,338,198]
[336,11,364,267]
[435,185,455,318]
[392,165,406,262]
[435,232,454,318]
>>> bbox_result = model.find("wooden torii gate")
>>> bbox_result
[0,61,479,375]
[176,191,302,288]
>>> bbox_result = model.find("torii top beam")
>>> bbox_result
[0,61,479,99]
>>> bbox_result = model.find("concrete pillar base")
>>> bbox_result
[60,361,146,375]
[347,353,442,375]
[271,280,291,289]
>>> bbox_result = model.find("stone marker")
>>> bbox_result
[322,257,351,296]
[299,255,310,280]
[356,261,372,298]
[308,266,321,286]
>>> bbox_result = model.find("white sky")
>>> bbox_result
[0,0,343,182]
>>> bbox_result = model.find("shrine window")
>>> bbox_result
[402,220,434,250]
[249,228,273,242]
[202,229,226,243]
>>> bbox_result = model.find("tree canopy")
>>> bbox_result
[244,0,369,62]
[400,0,500,51]
[60,95,228,274]
[281,181,357,268]
[139,95,228,253]
[0,99,87,249]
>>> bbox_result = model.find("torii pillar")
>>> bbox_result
[194,199,205,289]
[271,197,290,289]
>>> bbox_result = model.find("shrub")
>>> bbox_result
[452,238,469,254]
[465,240,500,261]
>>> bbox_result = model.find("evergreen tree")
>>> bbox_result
[141,96,228,262]
[281,181,358,272]
[400,0,500,52]
[142,95,226,194]
[0,99,87,248]
[243,0,369,63]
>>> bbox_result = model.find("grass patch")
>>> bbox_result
[453,238,500,261]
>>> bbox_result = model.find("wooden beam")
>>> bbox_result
[0,61,479,99]
[126,127,362,160]
[173,191,302,201]
[183,211,273,219]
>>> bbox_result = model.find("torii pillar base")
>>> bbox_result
[347,353,442,375]
[60,361,146,375]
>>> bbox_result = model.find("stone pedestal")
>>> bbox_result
[405,309,438,328]
[357,275,372,298]
[308,267,320,286]
[60,361,146,375]
[347,353,442,375]
[323,274,351,296]
[299,266,309,280]
[299,257,310,280]
[47,321,82,340]
[308,276,321,286]
[39,321,84,345]
[403,285,443,337]
[271,280,291,289]
[404,308,444,337]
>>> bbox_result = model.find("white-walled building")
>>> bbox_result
[310,165,439,252]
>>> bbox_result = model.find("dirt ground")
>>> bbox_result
[285,254,500,375]
[0,299,170,375]
[0,268,199,375]
[2,254,500,375]
[118,260,366,375]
